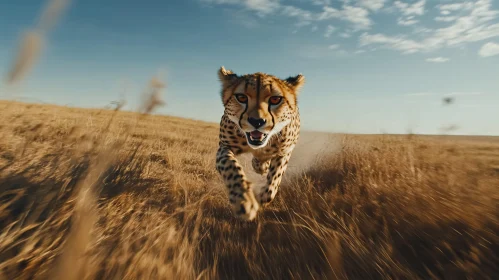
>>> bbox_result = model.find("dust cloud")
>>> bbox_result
[238,131,342,188]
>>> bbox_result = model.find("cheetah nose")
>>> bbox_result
[248,117,266,129]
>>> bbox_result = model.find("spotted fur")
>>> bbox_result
[215,66,305,221]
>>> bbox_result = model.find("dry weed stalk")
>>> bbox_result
[50,105,126,280]
[50,75,166,280]
[38,0,71,34]
[5,31,43,86]
[3,0,71,89]
[139,76,167,115]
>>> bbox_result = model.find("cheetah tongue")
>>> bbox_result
[249,131,265,140]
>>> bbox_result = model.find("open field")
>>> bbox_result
[0,100,498,280]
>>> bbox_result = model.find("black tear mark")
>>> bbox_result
[268,103,275,131]
[268,83,275,130]
[238,79,249,129]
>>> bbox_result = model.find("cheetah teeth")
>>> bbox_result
[249,134,266,141]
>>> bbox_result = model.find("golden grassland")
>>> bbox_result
[0,100,498,280]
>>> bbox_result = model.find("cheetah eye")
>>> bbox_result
[269,96,282,105]
[235,94,248,103]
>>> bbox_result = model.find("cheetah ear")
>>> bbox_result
[285,74,305,92]
[218,66,238,87]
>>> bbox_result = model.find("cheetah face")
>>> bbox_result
[218,66,305,149]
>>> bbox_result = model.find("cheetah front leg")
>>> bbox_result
[216,145,259,221]
[257,153,292,205]
[252,157,270,175]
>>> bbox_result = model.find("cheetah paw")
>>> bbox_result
[252,158,270,175]
[232,191,260,221]
[257,188,274,206]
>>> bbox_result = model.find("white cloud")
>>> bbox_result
[202,0,240,3]
[478,42,499,57]
[361,0,499,54]
[245,0,280,14]
[311,0,331,5]
[318,5,372,30]
[425,57,450,62]
[205,0,375,30]
[201,0,279,14]
[203,0,499,57]
[475,0,499,21]
[359,33,425,53]
[203,0,376,31]
[341,6,372,30]
[358,0,387,11]
[317,6,341,21]
[398,16,418,26]
[226,9,260,28]
[394,0,426,16]
[296,44,351,59]
[295,21,311,27]
[340,32,352,38]
[282,5,313,22]
[393,0,425,26]
[324,25,337,37]
[434,0,499,46]
[435,16,458,22]
[438,2,474,12]
[413,27,432,34]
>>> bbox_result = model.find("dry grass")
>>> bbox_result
[0,100,498,280]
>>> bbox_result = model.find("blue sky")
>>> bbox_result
[0,0,498,135]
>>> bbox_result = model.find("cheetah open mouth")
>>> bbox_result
[246,130,268,146]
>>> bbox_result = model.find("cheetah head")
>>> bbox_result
[218,66,305,149]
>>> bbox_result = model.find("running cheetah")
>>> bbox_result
[215,66,304,221]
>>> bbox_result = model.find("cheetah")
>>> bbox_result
[215,66,304,221]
